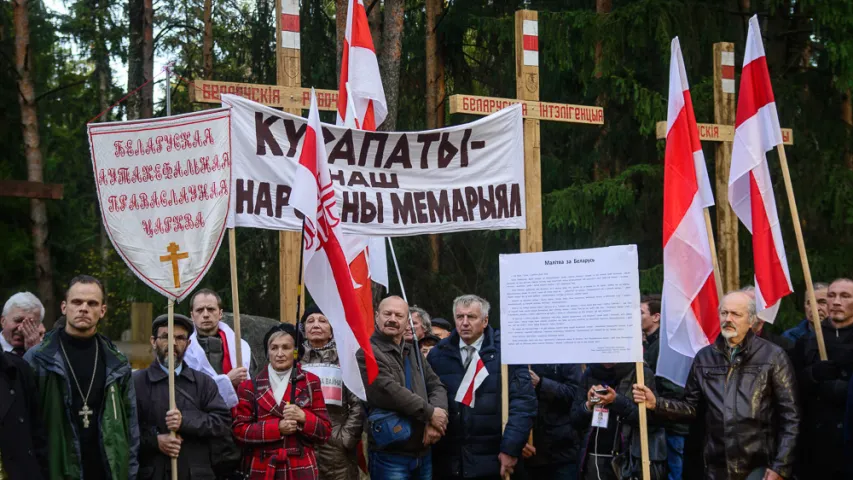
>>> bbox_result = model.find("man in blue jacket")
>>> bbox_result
[427,294,537,479]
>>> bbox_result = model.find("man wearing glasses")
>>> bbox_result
[133,313,231,480]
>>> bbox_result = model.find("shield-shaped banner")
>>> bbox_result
[87,109,232,302]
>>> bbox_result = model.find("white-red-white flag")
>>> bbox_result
[455,351,489,407]
[290,89,379,400]
[728,16,793,323]
[659,37,721,385]
[337,0,390,329]
[337,0,387,129]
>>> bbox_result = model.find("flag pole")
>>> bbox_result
[228,229,243,367]
[635,362,652,480]
[703,209,725,299]
[775,144,827,360]
[387,238,427,387]
[164,63,179,480]
[291,219,307,407]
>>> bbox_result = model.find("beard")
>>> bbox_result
[719,322,737,339]
[156,346,185,366]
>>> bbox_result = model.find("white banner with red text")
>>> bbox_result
[222,94,525,236]
[87,109,232,302]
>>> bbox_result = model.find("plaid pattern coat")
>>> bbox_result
[233,364,331,480]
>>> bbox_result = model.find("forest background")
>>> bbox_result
[3,0,853,338]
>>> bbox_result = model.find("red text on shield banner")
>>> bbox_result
[96,154,230,186]
[106,180,229,213]
[140,212,207,238]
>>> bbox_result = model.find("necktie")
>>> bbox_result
[11,347,25,357]
[463,345,476,370]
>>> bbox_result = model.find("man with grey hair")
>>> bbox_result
[406,306,432,342]
[428,294,537,479]
[633,290,799,480]
[1,292,46,355]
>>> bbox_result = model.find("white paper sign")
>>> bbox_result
[499,245,643,365]
[87,109,232,302]
[222,94,525,237]
[301,363,343,406]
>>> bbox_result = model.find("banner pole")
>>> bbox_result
[703,208,724,299]
[636,362,651,480]
[228,229,243,366]
[501,364,509,480]
[167,299,178,480]
[775,144,827,360]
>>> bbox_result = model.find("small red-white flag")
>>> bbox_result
[728,16,793,323]
[455,351,489,407]
[290,89,379,400]
[659,38,721,386]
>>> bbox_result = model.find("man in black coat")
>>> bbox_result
[520,364,583,480]
[133,313,232,480]
[635,291,799,480]
[792,277,853,478]
[0,351,47,479]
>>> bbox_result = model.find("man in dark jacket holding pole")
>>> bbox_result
[792,277,853,478]
[428,294,537,479]
[357,295,448,480]
[633,290,800,480]
[520,363,582,480]
[134,313,231,479]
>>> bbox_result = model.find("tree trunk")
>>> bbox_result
[14,0,56,325]
[128,0,153,119]
[593,0,612,180]
[843,89,853,169]
[203,0,214,79]
[94,0,112,293]
[367,0,382,55]
[378,0,403,131]
[425,0,444,272]
[336,0,347,81]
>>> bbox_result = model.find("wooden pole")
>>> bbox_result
[713,42,739,292]
[167,298,178,479]
[276,0,302,325]
[500,363,510,480]
[635,362,651,480]
[229,229,243,364]
[703,209,725,299]
[775,145,827,360]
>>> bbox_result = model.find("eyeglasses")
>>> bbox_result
[156,335,189,343]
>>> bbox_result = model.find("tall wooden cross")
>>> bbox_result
[654,42,794,292]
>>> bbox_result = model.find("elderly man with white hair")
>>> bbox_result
[633,290,800,480]
[1,292,45,355]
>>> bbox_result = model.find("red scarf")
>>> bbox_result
[218,329,233,374]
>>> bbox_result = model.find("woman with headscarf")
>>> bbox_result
[232,322,331,480]
[299,305,364,480]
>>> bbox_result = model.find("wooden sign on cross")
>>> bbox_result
[653,42,795,293]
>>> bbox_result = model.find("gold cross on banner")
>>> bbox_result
[159,242,189,288]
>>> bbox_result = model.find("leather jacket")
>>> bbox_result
[654,331,799,480]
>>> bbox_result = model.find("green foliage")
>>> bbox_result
[2,0,853,335]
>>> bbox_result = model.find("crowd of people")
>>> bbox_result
[2,274,853,480]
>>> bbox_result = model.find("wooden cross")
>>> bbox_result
[159,242,189,288]
[0,180,63,200]
[654,42,795,292]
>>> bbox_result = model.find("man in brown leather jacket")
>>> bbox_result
[633,291,800,480]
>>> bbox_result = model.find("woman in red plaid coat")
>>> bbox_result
[233,323,332,480]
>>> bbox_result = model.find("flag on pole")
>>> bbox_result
[455,351,489,407]
[728,16,793,323]
[290,89,379,400]
[337,0,390,330]
[659,37,721,384]
[337,0,387,129]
